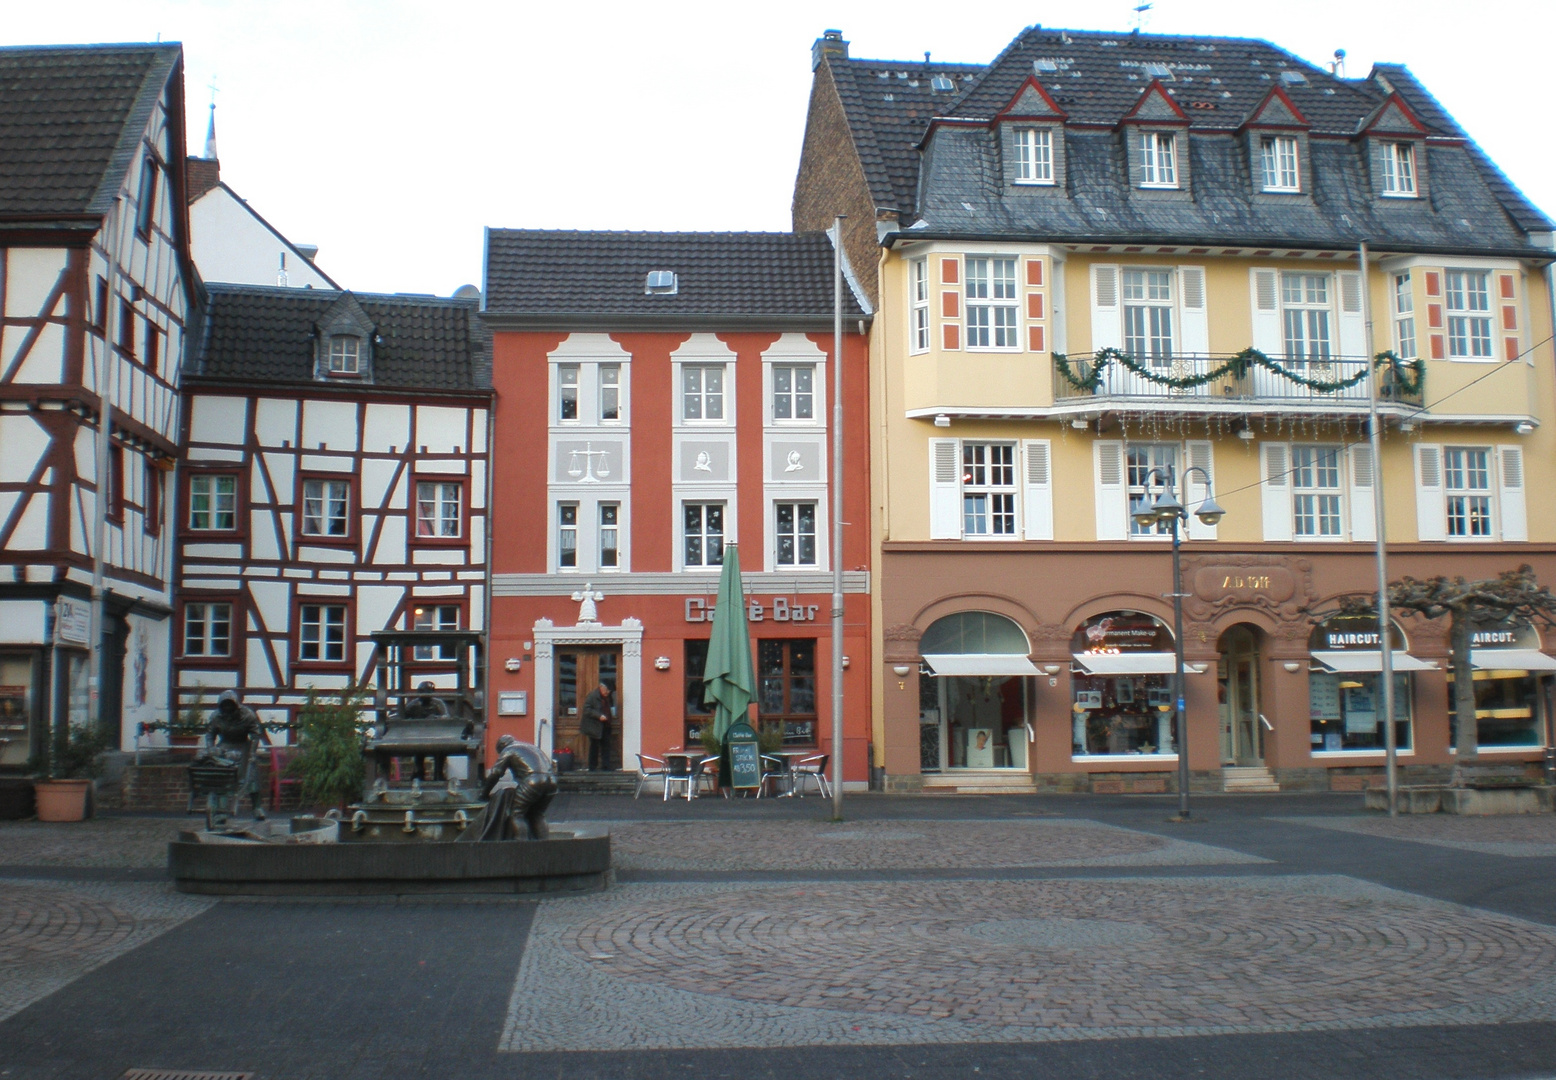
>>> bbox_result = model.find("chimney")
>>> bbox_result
[811,29,848,71]
[185,157,220,204]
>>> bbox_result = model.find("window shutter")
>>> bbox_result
[1250,268,1281,356]
[1090,264,1122,352]
[929,438,962,540]
[1022,440,1054,540]
[1183,439,1217,540]
[1499,445,1527,541]
[1093,439,1127,540]
[1178,266,1209,357]
[1414,444,1446,541]
[1260,442,1293,541]
[1337,270,1367,361]
[1349,444,1376,542]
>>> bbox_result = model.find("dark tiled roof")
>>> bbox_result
[194,284,490,392]
[0,43,181,219]
[482,230,867,321]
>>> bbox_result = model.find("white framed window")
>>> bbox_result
[415,481,461,538]
[961,443,1017,536]
[1123,269,1174,365]
[1292,445,1344,538]
[599,502,620,569]
[772,364,815,421]
[327,335,361,374]
[1138,131,1178,188]
[557,502,578,569]
[412,603,459,660]
[1014,127,1054,184]
[188,474,237,531]
[599,364,621,422]
[1260,136,1299,192]
[1127,443,1178,537]
[1394,272,1416,359]
[184,602,232,657]
[558,364,579,421]
[774,501,818,565]
[1281,273,1332,361]
[911,258,930,353]
[1381,142,1417,196]
[965,257,1019,349]
[682,365,725,422]
[1444,447,1493,538]
[683,501,725,567]
[299,604,347,663]
[301,478,349,537]
[1445,270,1493,359]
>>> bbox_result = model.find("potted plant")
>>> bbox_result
[30,723,111,822]
[290,688,366,812]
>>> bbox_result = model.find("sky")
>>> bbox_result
[5,0,1552,296]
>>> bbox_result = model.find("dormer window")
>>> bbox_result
[1138,132,1178,188]
[1381,142,1417,196]
[1260,136,1300,192]
[328,335,362,374]
[1014,128,1054,184]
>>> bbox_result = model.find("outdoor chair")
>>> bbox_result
[267,745,301,810]
[634,754,668,799]
[791,753,830,799]
[757,754,789,798]
[663,754,699,801]
[697,754,725,798]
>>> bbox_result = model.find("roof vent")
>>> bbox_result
[930,74,954,91]
[645,270,678,295]
[1280,70,1308,85]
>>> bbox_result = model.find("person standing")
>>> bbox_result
[580,682,614,771]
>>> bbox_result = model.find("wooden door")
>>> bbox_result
[555,648,621,765]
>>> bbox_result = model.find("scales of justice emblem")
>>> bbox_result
[567,443,611,483]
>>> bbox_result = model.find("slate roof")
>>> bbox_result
[483,230,867,324]
[193,284,491,393]
[0,43,181,220]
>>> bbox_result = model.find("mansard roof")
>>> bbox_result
[0,43,182,221]
[193,284,491,393]
[482,230,868,328]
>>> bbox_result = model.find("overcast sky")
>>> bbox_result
[6,1,1551,296]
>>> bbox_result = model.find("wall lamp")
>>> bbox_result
[892,664,913,677]
[934,414,951,428]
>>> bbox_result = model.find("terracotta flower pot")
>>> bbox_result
[34,779,93,822]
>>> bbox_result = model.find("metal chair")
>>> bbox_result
[696,754,725,798]
[791,753,830,799]
[757,754,789,798]
[634,754,668,799]
[663,754,698,801]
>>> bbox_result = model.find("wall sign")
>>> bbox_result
[685,597,820,624]
[1192,566,1295,604]
[54,598,90,646]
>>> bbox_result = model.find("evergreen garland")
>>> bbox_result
[1053,347,1424,398]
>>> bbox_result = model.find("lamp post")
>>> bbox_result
[1131,465,1225,821]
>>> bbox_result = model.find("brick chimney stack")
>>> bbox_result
[812,29,848,71]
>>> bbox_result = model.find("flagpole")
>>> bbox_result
[831,214,845,821]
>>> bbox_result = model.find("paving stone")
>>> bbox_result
[1280,814,1556,858]
[0,816,187,869]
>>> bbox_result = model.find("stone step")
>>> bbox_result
[921,772,1038,795]
[1221,765,1280,793]
[556,770,639,795]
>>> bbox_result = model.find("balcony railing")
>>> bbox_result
[1053,351,1424,409]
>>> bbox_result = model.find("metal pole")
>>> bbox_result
[831,214,845,821]
[89,197,121,766]
[1360,241,1397,817]
[1171,476,1190,819]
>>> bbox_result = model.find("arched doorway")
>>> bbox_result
[918,611,1037,771]
[1216,625,1264,766]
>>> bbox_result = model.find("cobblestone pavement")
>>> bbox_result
[607,817,1266,871]
[503,875,1556,1051]
[1280,814,1556,858]
[0,816,188,869]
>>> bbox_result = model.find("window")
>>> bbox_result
[1138,131,1177,187]
[1394,272,1416,359]
[1123,269,1174,364]
[298,604,347,663]
[1445,270,1493,359]
[107,445,125,523]
[599,364,620,421]
[558,502,578,568]
[1127,443,1178,537]
[135,156,157,237]
[683,501,725,567]
[94,277,108,332]
[412,603,459,661]
[1291,445,1343,538]
[119,302,135,356]
[599,502,620,569]
[143,462,161,536]
[1281,273,1332,361]
[758,639,817,746]
[772,364,815,421]
[1070,612,1177,757]
[183,602,232,658]
[327,335,361,374]
[961,443,1017,536]
[1310,670,1412,752]
[1260,136,1299,192]
[145,321,160,375]
[1381,141,1416,196]
[415,481,462,538]
[556,364,579,421]
[188,474,237,531]
[965,257,1018,349]
[1444,447,1493,538]
[682,365,725,421]
[1014,127,1053,183]
[911,258,930,353]
[684,639,712,746]
[301,479,350,537]
[774,501,818,566]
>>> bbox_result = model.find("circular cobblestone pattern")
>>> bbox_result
[0,884,136,966]
[563,879,1556,1030]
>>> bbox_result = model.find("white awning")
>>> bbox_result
[1072,652,1180,675]
[920,654,1041,677]
[1311,650,1437,673]
[1470,649,1556,672]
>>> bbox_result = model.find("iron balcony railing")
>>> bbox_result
[1053,352,1424,408]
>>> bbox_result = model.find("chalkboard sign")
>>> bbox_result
[725,720,762,791]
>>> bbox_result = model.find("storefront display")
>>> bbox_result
[1070,612,1177,757]
[1308,615,1422,752]
[917,611,1037,770]
[0,654,35,768]
[1448,621,1556,749]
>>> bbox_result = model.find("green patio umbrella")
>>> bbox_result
[702,542,756,741]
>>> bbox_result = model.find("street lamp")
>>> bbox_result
[1130,465,1224,821]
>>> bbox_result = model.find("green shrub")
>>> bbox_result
[28,723,112,780]
[291,688,366,809]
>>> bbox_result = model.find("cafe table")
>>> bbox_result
[663,749,709,800]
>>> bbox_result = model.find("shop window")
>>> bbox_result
[0,653,36,768]
[1070,612,1177,757]
[1447,621,1548,749]
[918,611,1033,771]
[758,639,817,746]
[1308,615,1413,752]
[684,639,711,747]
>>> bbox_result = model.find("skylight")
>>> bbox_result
[644,271,678,295]
[1280,70,1308,85]
[1144,62,1175,80]
[931,75,955,91]
[1034,59,1060,73]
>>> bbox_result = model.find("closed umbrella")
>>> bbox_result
[703,543,756,742]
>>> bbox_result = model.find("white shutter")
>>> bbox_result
[1183,439,1217,540]
[1414,444,1446,542]
[929,438,962,539]
[1499,445,1527,541]
[1023,439,1054,541]
[1094,439,1128,540]
[1349,444,1376,542]
[1090,264,1122,352]
[1178,266,1209,357]
[1250,268,1281,356]
[1260,442,1293,541]
[1337,270,1367,362]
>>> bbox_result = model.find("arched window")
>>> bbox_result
[919,611,1029,656]
[917,612,1035,772]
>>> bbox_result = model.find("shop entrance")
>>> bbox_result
[916,610,1038,771]
[1217,626,1264,766]
[555,648,620,768]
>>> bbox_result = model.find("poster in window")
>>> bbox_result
[1308,673,1341,721]
[965,727,996,768]
[1343,683,1377,733]
[1116,679,1135,705]
[0,685,26,733]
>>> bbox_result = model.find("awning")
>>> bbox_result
[920,653,1041,677]
[1072,652,1180,675]
[1310,650,1438,673]
[1470,649,1556,672]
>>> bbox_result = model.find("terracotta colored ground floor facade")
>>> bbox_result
[876,543,1556,792]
